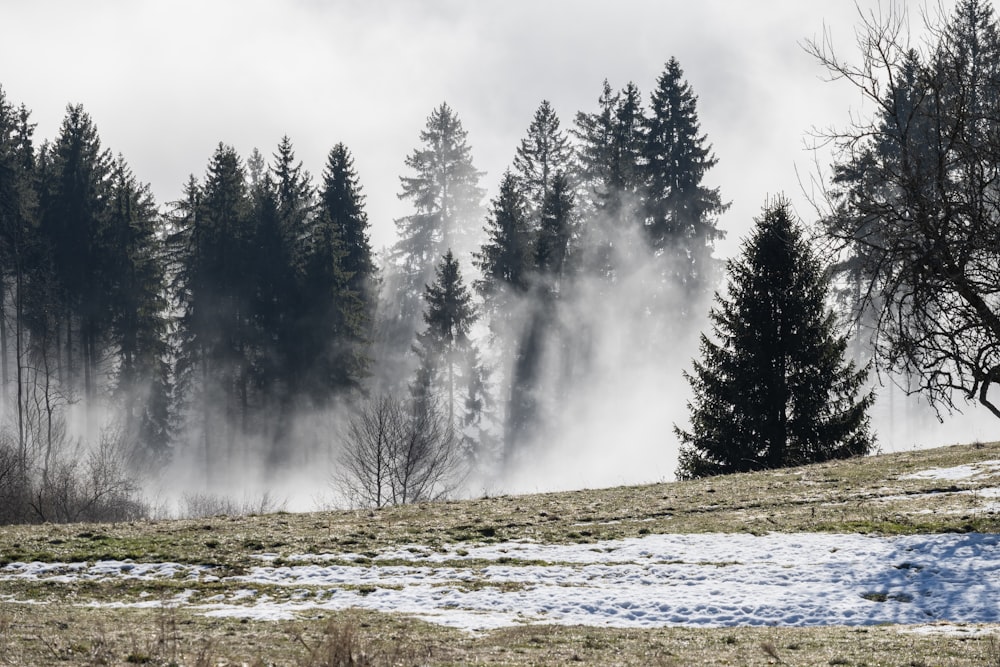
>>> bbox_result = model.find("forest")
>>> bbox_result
[0,0,998,522]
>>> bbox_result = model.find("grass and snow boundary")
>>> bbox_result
[4,442,1000,667]
[3,531,999,632]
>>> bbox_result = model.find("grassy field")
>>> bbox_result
[2,441,1000,665]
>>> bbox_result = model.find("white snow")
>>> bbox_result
[4,531,1000,632]
[899,623,998,637]
[900,460,1000,481]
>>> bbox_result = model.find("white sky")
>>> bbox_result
[0,0,946,258]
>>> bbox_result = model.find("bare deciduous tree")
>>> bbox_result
[337,394,464,508]
[807,0,1000,418]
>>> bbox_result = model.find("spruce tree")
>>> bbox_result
[319,143,375,308]
[394,102,484,289]
[173,144,255,471]
[573,80,618,209]
[473,171,533,304]
[411,250,477,432]
[643,59,727,298]
[572,81,648,281]
[675,198,874,479]
[513,100,573,224]
[105,157,171,465]
[574,81,645,224]
[534,171,575,287]
[0,88,36,404]
[502,172,577,463]
[250,137,313,408]
[300,142,374,400]
[384,103,484,390]
[37,104,114,398]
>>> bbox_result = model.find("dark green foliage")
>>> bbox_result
[412,250,478,431]
[106,158,171,464]
[301,142,374,399]
[37,104,115,398]
[171,143,255,468]
[319,143,376,310]
[172,138,377,470]
[0,88,37,401]
[513,100,573,223]
[383,103,484,392]
[676,199,874,479]
[249,137,312,398]
[534,172,576,284]
[643,59,727,297]
[474,171,533,302]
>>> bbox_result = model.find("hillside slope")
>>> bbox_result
[1,441,999,665]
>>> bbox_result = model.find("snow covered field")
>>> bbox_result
[3,531,999,632]
[3,459,1000,635]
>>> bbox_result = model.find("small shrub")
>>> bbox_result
[181,491,285,518]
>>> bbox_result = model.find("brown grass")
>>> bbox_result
[1,441,1000,665]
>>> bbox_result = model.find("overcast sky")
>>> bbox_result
[0,1,946,258]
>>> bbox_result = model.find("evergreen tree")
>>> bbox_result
[299,142,375,400]
[534,171,576,287]
[473,171,533,304]
[939,0,1000,129]
[643,59,727,298]
[675,199,874,479]
[173,144,254,470]
[250,137,313,404]
[383,103,484,390]
[105,157,171,465]
[320,144,375,307]
[574,81,645,225]
[513,100,573,224]
[0,88,37,406]
[573,80,618,209]
[412,250,477,432]
[37,104,114,398]
[472,171,533,465]
[394,102,484,288]
[501,172,577,464]
[460,344,495,464]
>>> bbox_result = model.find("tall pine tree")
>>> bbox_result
[37,104,114,399]
[643,59,727,300]
[382,103,484,391]
[105,157,171,465]
[474,171,533,305]
[411,250,478,434]
[172,144,255,473]
[675,198,874,479]
[393,102,484,288]
[513,100,573,225]
[300,142,375,400]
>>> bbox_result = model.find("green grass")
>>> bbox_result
[1,441,1000,665]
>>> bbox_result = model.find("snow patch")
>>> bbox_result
[900,460,1000,481]
[12,532,1000,632]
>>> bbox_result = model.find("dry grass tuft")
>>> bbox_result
[292,620,428,667]
[760,640,783,663]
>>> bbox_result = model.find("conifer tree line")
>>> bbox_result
[0,95,378,515]
[10,0,994,514]
[0,56,735,508]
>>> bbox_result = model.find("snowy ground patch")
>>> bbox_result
[900,460,1000,481]
[4,532,1000,632]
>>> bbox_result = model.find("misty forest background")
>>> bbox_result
[1,0,998,522]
